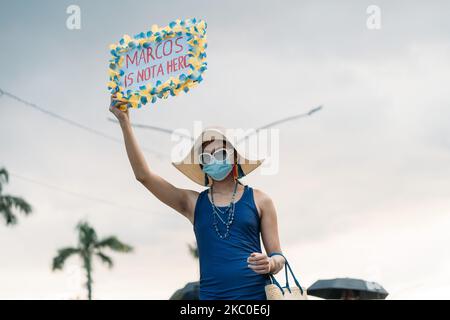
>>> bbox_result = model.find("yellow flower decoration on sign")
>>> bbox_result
[108,18,207,109]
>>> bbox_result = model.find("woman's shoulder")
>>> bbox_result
[194,187,211,204]
[199,187,210,197]
[248,187,274,218]
[251,187,273,204]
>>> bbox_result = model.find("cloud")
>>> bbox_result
[1,0,450,299]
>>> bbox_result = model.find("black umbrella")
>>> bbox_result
[308,278,388,300]
[169,281,200,300]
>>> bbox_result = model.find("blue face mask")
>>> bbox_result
[202,160,233,181]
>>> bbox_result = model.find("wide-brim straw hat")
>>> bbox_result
[172,126,264,187]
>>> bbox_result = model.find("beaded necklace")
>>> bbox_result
[209,181,239,239]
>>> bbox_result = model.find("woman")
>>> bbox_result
[110,95,286,300]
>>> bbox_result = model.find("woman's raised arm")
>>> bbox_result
[109,95,198,223]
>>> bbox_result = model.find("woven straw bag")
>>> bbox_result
[265,252,308,300]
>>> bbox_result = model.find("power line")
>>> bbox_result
[0,88,165,158]
[108,105,324,145]
[256,105,322,132]
[108,117,194,141]
[9,172,151,215]
[238,105,323,144]
[0,88,323,158]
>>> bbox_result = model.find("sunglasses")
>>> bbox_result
[199,148,233,165]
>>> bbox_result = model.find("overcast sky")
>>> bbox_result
[1,0,450,299]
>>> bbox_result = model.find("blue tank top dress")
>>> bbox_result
[193,184,269,300]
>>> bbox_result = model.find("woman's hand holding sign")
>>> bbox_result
[109,94,129,122]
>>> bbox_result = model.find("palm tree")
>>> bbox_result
[52,221,133,300]
[187,242,199,259]
[0,168,32,226]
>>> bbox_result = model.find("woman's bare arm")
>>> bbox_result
[246,189,285,275]
[254,189,286,274]
[109,96,198,223]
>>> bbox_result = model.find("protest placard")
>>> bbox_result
[108,18,207,109]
